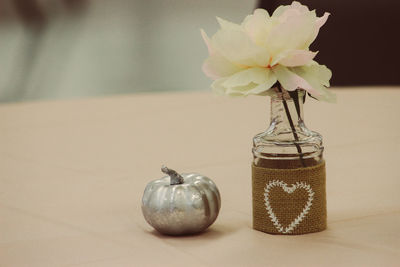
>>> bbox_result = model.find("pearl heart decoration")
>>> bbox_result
[264,180,314,234]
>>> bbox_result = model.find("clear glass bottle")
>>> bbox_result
[252,88,324,169]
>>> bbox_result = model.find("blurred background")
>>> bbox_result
[0,0,257,102]
[0,0,399,103]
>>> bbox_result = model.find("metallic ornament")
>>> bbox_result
[142,166,221,235]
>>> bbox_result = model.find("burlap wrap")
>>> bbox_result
[252,161,326,235]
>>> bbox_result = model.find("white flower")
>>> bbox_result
[201,1,335,102]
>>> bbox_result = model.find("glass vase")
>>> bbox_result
[252,86,327,235]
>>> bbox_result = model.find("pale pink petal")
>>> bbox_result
[211,28,269,66]
[211,77,228,95]
[291,1,310,12]
[200,29,214,55]
[316,12,330,28]
[273,1,309,18]
[213,68,276,96]
[201,28,242,79]
[291,62,335,102]
[244,72,277,95]
[224,72,277,96]
[305,12,330,47]
[278,50,318,67]
[222,67,269,88]
[216,17,242,31]
[272,65,320,96]
[202,54,241,80]
[243,9,271,46]
[225,83,258,96]
[271,4,288,17]
[266,11,315,54]
[279,8,301,22]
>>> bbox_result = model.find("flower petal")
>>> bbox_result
[276,50,318,67]
[242,9,271,46]
[212,68,277,96]
[202,54,242,80]
[272,1,309,18]
[305,12,330,47]
[291,62,335,102]
[201,28,242,79]
[266,10,316,54]
[271,4,289,17]
[316,12,330,28]
[200,29,214,55]
[244,72,277,95]
[272,65,320,96]
[243,8,270,23]
[211,28,269,66]
[226,83,258,96]
[222,67,269,88]
[216,17,242,31]
[211,77,228,95]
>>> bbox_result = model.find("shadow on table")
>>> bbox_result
[146,224,238,240]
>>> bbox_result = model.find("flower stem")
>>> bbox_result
[276,84,306,167]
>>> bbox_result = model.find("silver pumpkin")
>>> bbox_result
[142,166,221,235]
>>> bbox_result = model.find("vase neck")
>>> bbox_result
[268,90,305,134]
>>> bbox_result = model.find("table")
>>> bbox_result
[1,88,399,266]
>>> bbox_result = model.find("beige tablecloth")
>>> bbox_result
[0,88,399,266]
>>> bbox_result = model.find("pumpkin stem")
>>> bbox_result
[161,165,185,185]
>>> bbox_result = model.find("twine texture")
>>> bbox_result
[252,161,327,235]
